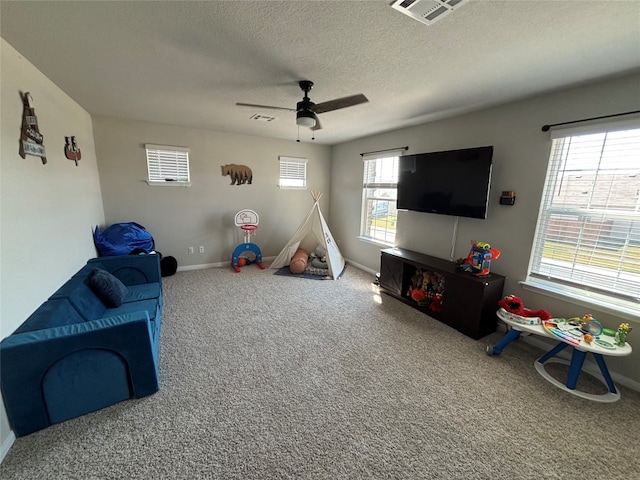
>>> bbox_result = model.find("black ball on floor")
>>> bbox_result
[161,256,178,277]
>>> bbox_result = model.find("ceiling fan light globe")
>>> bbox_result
[296,110,316,128]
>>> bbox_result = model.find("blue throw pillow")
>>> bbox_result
[88,268,128,307]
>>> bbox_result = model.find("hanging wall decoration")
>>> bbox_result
[221,164,253,185]
[64,136,82,166]
[19,91,47,164]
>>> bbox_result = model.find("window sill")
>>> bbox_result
[146,181,191,187]
[357,236,394,248]
[519,278,640,323]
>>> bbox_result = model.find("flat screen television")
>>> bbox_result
[397,146,493,219]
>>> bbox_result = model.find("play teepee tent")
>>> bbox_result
[270,192,345,279]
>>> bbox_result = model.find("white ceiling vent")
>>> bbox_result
[390,0,470,26]
[249,113,277,122]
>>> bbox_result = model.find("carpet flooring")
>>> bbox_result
[1,264,639,479]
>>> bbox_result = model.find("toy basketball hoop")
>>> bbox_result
[231,209,265,272]
[240,223,258,243]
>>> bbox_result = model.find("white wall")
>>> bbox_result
[0,39,105,453]
[92,117,331,268]
[330,71,640,386]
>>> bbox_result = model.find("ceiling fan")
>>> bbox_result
[236,80,368,130]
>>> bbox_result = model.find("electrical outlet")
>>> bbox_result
[188,247,194,254]
[199,246,204,253]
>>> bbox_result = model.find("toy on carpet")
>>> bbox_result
[498,295,552,320]
[231,209,266,272]
[289,247,309,274]
[457,241,501,276]
[237,257,253,267]
[310,245,329,269]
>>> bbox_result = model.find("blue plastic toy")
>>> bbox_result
[459,241,501,276]
[231,209,266,272]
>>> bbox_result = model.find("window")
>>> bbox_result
[360,150,402,245]
[279,156,307,189]
[527,122,640,312]
[145,144,190,185]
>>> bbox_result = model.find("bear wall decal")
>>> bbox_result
[221,164,253,186]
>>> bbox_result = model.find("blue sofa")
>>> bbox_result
[0,254,163,437]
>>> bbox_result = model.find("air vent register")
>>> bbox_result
[390,0,470,26]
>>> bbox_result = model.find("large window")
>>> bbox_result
[145,144,190,186]
[527,122,640,312]
[360,150,402,245]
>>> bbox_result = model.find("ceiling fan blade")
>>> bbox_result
[235,102,296,113]
[313,94,369,114]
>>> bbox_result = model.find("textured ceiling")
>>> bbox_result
[2,1,639,145]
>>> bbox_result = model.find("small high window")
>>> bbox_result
[279,156,307,189]
[145,144,190,186]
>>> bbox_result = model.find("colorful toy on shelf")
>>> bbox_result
[459,241,501,276]
[406,268,444,313]
[497,295,552,321]
[230,209,266,273]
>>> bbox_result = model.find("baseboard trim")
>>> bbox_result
[177,262,221,271]
[344,258,376,276]
[177,257,370,274]
[1,430,16,464]
[177,256,276,272]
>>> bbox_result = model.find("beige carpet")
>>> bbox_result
[1,264,639,479]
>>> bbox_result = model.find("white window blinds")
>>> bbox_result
[279,156,307,188]
[145,144,190,184]
[361,150,403,245]
[362,151,401,189]
[529,123,640,303]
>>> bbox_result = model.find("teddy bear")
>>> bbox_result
[498,295,552,320]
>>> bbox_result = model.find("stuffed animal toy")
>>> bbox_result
[498,295,552,320]
[310,244,329,269]
[289,247,308,274]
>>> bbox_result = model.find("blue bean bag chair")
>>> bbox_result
[94,222,154,257]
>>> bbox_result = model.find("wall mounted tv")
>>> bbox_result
[397,146,493,219]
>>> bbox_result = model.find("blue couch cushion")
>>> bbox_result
[105,299,158,321]
[43,348,132,424]
[88,268,128,308]
[14,299,86,334]
[124,283,161,302]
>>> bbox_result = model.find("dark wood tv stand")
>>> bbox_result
[379,247,505,339]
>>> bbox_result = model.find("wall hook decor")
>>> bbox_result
[64,136,82,166]
[500,191,516,205]
[19,91,47,164]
